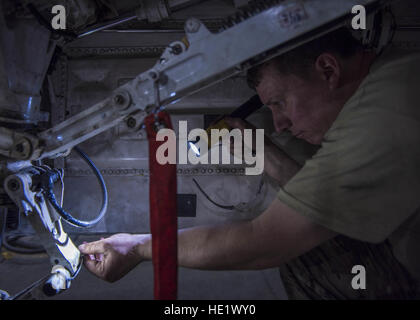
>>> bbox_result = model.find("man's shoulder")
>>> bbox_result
[327,48,420,143]
[370,48,420,75]
[363,48,420,98]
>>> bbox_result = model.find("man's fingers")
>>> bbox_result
[95,253,104,262]
[224,117,245,130]
[83,254,103,275]
[78,240,106,255]
[224,117,256,131]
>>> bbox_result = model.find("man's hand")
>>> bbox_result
[224,117,301,185]
[78,233,151,283]
[224,117,258,152]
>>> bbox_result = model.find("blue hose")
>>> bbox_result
[45,146,108,228]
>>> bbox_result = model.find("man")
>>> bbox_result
[78,27,420,299]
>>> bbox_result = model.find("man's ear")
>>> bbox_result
[314,53,341,90]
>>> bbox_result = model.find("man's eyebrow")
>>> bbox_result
[265,98,276,105]
[265,98,283,105]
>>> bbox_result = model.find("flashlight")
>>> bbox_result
[188,94,264,156]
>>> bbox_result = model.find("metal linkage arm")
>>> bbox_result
[4,0,388,161]
[3,167,82,299]
[0,127,42,160]
[4,168,81,276]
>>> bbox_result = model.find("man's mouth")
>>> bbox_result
[295,131,305,139]
[294,131,320,145]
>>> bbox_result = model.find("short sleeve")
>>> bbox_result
[278,51,420,243]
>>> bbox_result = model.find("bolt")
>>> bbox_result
[7,179,20,192]
[15,143,24,153]
[171,44,183,55]
[148,71,158,81]
[185,18,201,33]
[114,94,125,105]
[13,138,32,159]
[113,91,131,110]
[127,117,136,128]
[52,227,60,239]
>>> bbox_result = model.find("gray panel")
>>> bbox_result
[54,32,275,234]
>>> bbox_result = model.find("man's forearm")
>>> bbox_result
[138,220,265,270]
[136,196,336,272]
[264,143,302,186]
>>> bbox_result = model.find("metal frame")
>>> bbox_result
[0,0,397,299]
[1,0,391,162]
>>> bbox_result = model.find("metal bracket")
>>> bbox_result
[1,0,395,161]
[4,168,81,276]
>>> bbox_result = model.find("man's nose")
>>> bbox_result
[273,113,292,133]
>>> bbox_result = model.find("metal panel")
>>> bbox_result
[53,30,276,234]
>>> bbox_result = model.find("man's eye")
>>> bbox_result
[270,102,285,109]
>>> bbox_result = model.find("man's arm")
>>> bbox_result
[79,198,337,281]
[144,198,336,270]
[264,142,302,185]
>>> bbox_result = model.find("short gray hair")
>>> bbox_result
[246,27,364,88]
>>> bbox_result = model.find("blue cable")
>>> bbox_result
[44,146,108,228]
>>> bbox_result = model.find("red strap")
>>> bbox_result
[145,111,178,300]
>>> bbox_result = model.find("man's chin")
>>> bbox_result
[302,134,322,146]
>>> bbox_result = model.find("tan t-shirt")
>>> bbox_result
[277,48,420,282]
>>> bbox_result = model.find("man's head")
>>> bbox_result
[247,28,376,145]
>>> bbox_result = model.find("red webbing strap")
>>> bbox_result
[145,111,178,300]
